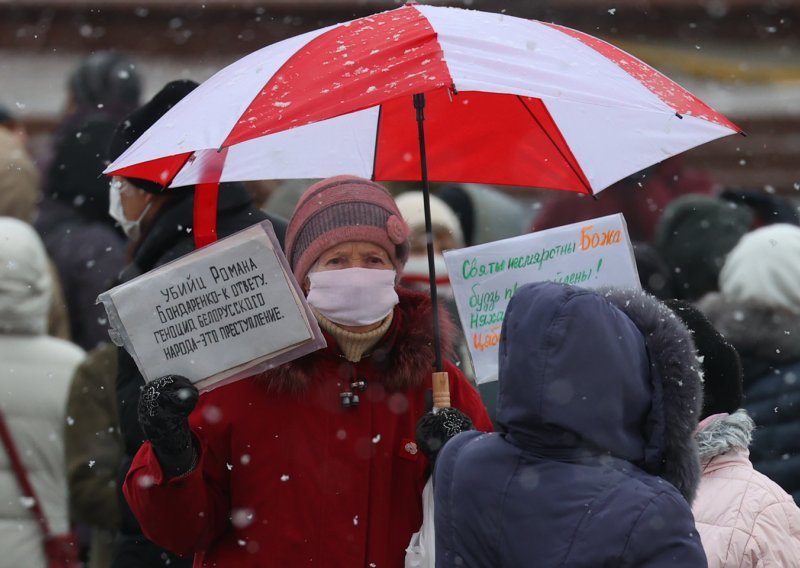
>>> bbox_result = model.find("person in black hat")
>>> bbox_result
[667,300,800,567]
[107,79,288,567]
[33,52,143,351]
[67,51,142,120]
[654,194,753,301]
[34,117,127,351]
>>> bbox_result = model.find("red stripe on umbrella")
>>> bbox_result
[374,90,592,192]
[109,152,194,189]
[224,5,452,147]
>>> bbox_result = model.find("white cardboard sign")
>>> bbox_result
[443,213,640,385]
[98,221,325,391]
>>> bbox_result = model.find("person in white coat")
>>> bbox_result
[0,217,85,568]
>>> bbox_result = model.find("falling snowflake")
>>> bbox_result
[280,474,290,482]
[138,475,155,489]
[231,508,255,528]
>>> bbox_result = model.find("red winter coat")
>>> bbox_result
[124,291,492,567]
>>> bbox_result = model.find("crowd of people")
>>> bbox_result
[1,49,799,568]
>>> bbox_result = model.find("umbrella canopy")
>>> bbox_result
[106,4,739,195]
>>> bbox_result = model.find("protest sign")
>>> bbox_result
[443,213,640,385]
[97,220,325,391]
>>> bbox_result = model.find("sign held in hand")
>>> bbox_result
[98,220,325,391]
[443,213,640,385]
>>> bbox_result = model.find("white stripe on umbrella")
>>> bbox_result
[417,6,670,113]
[171,107,381,186]
[105,4,740,197]
[109,23,336,171]
[546,99,736,191]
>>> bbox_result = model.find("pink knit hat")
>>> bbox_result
[285,175,411,283]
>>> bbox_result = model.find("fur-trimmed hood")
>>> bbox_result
[603,287,704,503]
[497,283,703,503]
[261,288,455,393]
[699,293,800,364]
[695,410,754,462]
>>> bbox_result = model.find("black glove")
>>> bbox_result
[416,406,474,466]
[138,375,199,477]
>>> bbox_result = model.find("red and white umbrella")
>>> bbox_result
[105,3,740,372]
[107,4,739,195]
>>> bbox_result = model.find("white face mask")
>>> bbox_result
[307,267,399,327]
[109,179,151,241]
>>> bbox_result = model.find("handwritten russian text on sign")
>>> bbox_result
[98,221,325,391]
[443,214,640,385]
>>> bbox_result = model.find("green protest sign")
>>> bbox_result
[443,213,640,384]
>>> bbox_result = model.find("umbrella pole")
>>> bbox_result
[413,93,443,373]
[414,92,450,409]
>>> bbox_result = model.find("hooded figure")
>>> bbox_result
[0,217,85,568]
[435,282,706,567]
[0,129,72,341]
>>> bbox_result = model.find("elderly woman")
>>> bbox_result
[122,176,492,567]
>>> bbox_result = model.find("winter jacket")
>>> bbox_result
[36,199,126,350]
[0,129,72,342]
[693,410,800,567]
[0,218,85,568]
[114,184,284,567]
[701,295,800,504]
[435,282,707,568]
[123,289,492,568]
[65,342,123,568]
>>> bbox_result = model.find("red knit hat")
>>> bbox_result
[285,175,411,284]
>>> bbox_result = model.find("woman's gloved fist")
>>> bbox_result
[138,375,199,477]
[415,406,474,466]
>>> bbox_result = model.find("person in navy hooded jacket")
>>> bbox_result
[434,282,707,567]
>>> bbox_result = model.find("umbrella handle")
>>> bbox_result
[432,371,451,409]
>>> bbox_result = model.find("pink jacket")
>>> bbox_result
[692,412,800,567]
